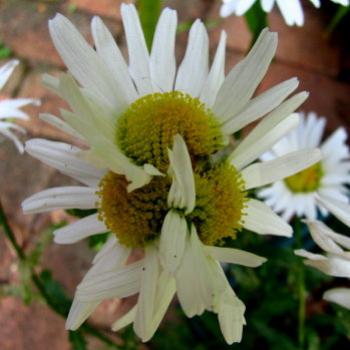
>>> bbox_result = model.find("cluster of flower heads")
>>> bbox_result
[221,0,349,26]
[0,60,39,153]
[20,3,325,344]
[0,1,348,346]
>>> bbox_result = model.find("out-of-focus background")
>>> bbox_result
[0,0,349,349]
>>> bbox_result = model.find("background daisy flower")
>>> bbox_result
[22,4,321,344]
[0,60,39,153]
[296,220,350,310]
[259,112,350,223]
[220,0,349,26]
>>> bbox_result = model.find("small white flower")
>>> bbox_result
[259,112,350,224]
[0,60,39,153]
[295,220,350,310]
[220,0,349,27]
[23,4,321,344]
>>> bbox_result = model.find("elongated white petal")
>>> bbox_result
[0,60,19,89]
[121,4,153,96]
[175,20,209,97]
[91,16,138,104]
[242,149,322,190]
[39,113,83,140]
[160,210,187,273]
[0,126,24,153]
[243,199,293,237]
[134,246,159,341]
[229,113,299,170]
[150,8,177,92]
[53,213,106,244]
[304,220,345,254]
[176,225,213,317]
[25,138,105,187]
[206,246,267,267]
[49,14,125,111]
[168,134,195,214]
[222,79,301,135]
[200,31,227,107]
[66,298,100,330]
[316,195,350,227]
[76,260,142,302]
[112,306,137,331]
[323,288,350,310]
[213,29,277,123]
[22,186,98,214]
[294,249,327,260]
[217,290,246,344]
[304,256,350,278]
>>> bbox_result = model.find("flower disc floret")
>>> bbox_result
[98,162,247,248]
[284,162,323,193]
[117,91,224,172]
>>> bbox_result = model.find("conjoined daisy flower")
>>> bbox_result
[22,4,321,344]
[0,60,39,153]
[259,112,350,224]
[220,0,349,27]
[296,220,350,310]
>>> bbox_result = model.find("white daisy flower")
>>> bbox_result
[220,0,349,27]
[295,220,350,310]
[0,60,39,153]
[22,4,321,344]
[259,112,350,224]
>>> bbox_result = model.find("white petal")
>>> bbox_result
[294,249,327,260]
[134,246,159,341]
[229,113,300,170]
[222,83,305,135]
[323,288,350,310]
[49,14,125,111]
[175,20,209,97]
[112,305,137,332]
[261,0,275,12]
[66,298,99,330]
[121,4,153,96]
[91,16,138,104]
[53,213,106,244]
[25,138,105,187]
[160,210,187,273]
[213,29,277,123]
[304,256,350,278]
[150,8,177,92]
[22,186,98,214]
[205,246,267,267]
[39,113,83,140]
[235,0,256,15]
[243,199,293,237]
[200,31,227,107]
[304,220,345,254]
[316,195,350,227]
[276,0,304,26]
[168,134,195,214]
[0,60,19,89]
[76,260,142,302]
[242,148,322,189]
[0,126,24,153]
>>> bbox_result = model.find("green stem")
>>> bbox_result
[294,217,306,350]
[137,0,162,51]
[0,199,121,349]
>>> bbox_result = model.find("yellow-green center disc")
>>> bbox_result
[116,91,224,172]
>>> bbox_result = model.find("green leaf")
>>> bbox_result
[326,5,350,35]
[244,1,268,44]
[69,330,87,350]
[137,0,162,51]
[88,232,109,251]
[66,208,97,218]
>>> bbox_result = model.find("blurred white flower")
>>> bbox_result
[23,3,320,344]
[259,112,350,224]
[0,60,39,153]
[296,220,350,309]
[220,0,349,27]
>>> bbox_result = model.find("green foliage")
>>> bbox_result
[244,1,268,44]
[137,0,162,51]
[88,232,109,251]
[0,40,11,59]
[327,4,350,35]
[66,208,97,218]
[69,330,87,350]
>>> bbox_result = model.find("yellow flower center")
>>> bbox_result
[116,91,224,172]
[284,162,323,193]
[97,164,247,248]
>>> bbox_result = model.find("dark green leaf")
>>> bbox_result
[69,330,87,350]
[244,1,268,45]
